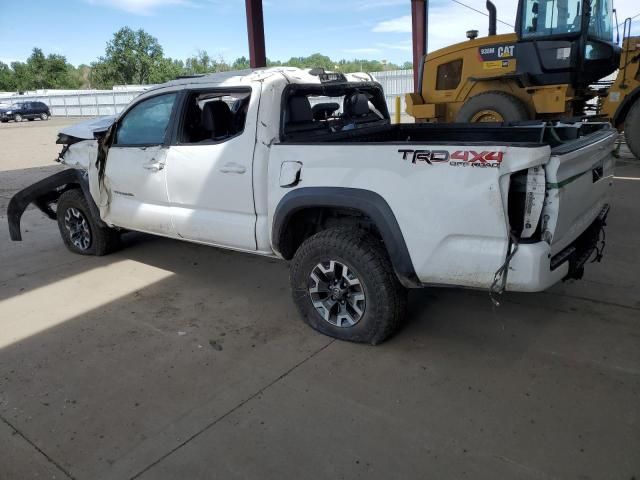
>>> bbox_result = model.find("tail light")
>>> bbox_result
[508,166,546,241]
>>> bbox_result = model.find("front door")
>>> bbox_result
[102,92,178,236]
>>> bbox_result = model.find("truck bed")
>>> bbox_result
[282,121,611,150]
[271,120,617,290]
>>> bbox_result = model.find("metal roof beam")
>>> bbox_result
[245,0,266,68]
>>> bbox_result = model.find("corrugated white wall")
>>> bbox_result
[2,69,415,118]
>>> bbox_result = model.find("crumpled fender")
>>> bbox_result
[7,168,104,241]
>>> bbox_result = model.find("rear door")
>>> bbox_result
[24,102,34,118]
[165,86,258,250]
[102,92,178,236]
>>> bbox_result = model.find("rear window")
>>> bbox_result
[282,85,389,140]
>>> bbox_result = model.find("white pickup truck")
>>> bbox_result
[8,67,615,344]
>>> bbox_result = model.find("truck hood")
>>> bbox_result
[57,115,116,144]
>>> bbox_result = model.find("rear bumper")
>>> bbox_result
[506,205,609,292]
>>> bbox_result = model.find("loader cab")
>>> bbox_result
[514,0,620,89]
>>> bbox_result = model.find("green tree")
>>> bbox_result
[232,56,251,70]
[3,48,81,91]
[183,50,233,75]
[90,27,179,87]
[0,62,17,91]
[185,50,215,74]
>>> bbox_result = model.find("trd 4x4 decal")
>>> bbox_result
[398,149,449,164]
[398,149,504,168]
[449,150,504,168]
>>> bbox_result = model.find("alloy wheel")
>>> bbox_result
[64,207,91,250]
[308,260,366,327]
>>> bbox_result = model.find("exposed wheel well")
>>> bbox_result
[272,187,421,288]
[278,207,383,260]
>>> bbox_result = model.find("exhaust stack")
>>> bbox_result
[487,0,497,36]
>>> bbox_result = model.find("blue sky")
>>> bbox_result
[0,0,638,67]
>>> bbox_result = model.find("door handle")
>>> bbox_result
[143,160,165,172]
[220,162,246,174]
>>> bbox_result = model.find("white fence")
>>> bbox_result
[3,69,414,118]
[372,69,413,117]
[2,90,147,117]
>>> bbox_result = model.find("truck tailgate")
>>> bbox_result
[542,128,617,255]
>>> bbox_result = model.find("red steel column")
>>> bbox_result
[411,0,428,92]
[245,0,266,68]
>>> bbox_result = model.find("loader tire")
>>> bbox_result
[456,91,529,123]
[57,189,120,256]
[624,99,640,160]
[290,227,407,345]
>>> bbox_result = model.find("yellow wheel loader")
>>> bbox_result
[406,0,640,159]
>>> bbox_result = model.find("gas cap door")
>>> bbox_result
[279,161,303,187]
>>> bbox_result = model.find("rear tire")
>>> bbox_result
[290,227,407,345]
[456,91,529,123]
[624,99,640,160]
[56,189,120,256]
[40,113,49,120]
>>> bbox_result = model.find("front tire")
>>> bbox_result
[624,99,640,160]
[56,189,120,256]
[14,114,22,122]
[290,228,407,345]
[456,91,529,123]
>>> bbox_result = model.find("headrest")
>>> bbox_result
[345,93,370,117]
[202,101,232,137]
[288,96,313,123]
[311,102,340,120]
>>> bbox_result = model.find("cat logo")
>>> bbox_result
[497,45,515,58]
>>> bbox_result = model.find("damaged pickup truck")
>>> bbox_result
[8,67,616,344]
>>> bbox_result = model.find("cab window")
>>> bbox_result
[116,93,177,146]
[436,59,463,90]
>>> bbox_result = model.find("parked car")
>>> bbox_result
[0,101,51,122]
[7,68,615,344]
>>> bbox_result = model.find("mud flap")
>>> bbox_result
[7,169,104,241]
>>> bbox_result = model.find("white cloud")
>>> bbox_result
[354,0,406,10]
[85,0,193,15]
[376,41,412,52]
[372,15,412,33]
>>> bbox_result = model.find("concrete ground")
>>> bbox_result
[0,118,639,480]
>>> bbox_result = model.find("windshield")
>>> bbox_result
[521,0,613,41]
[521,0,582,37]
